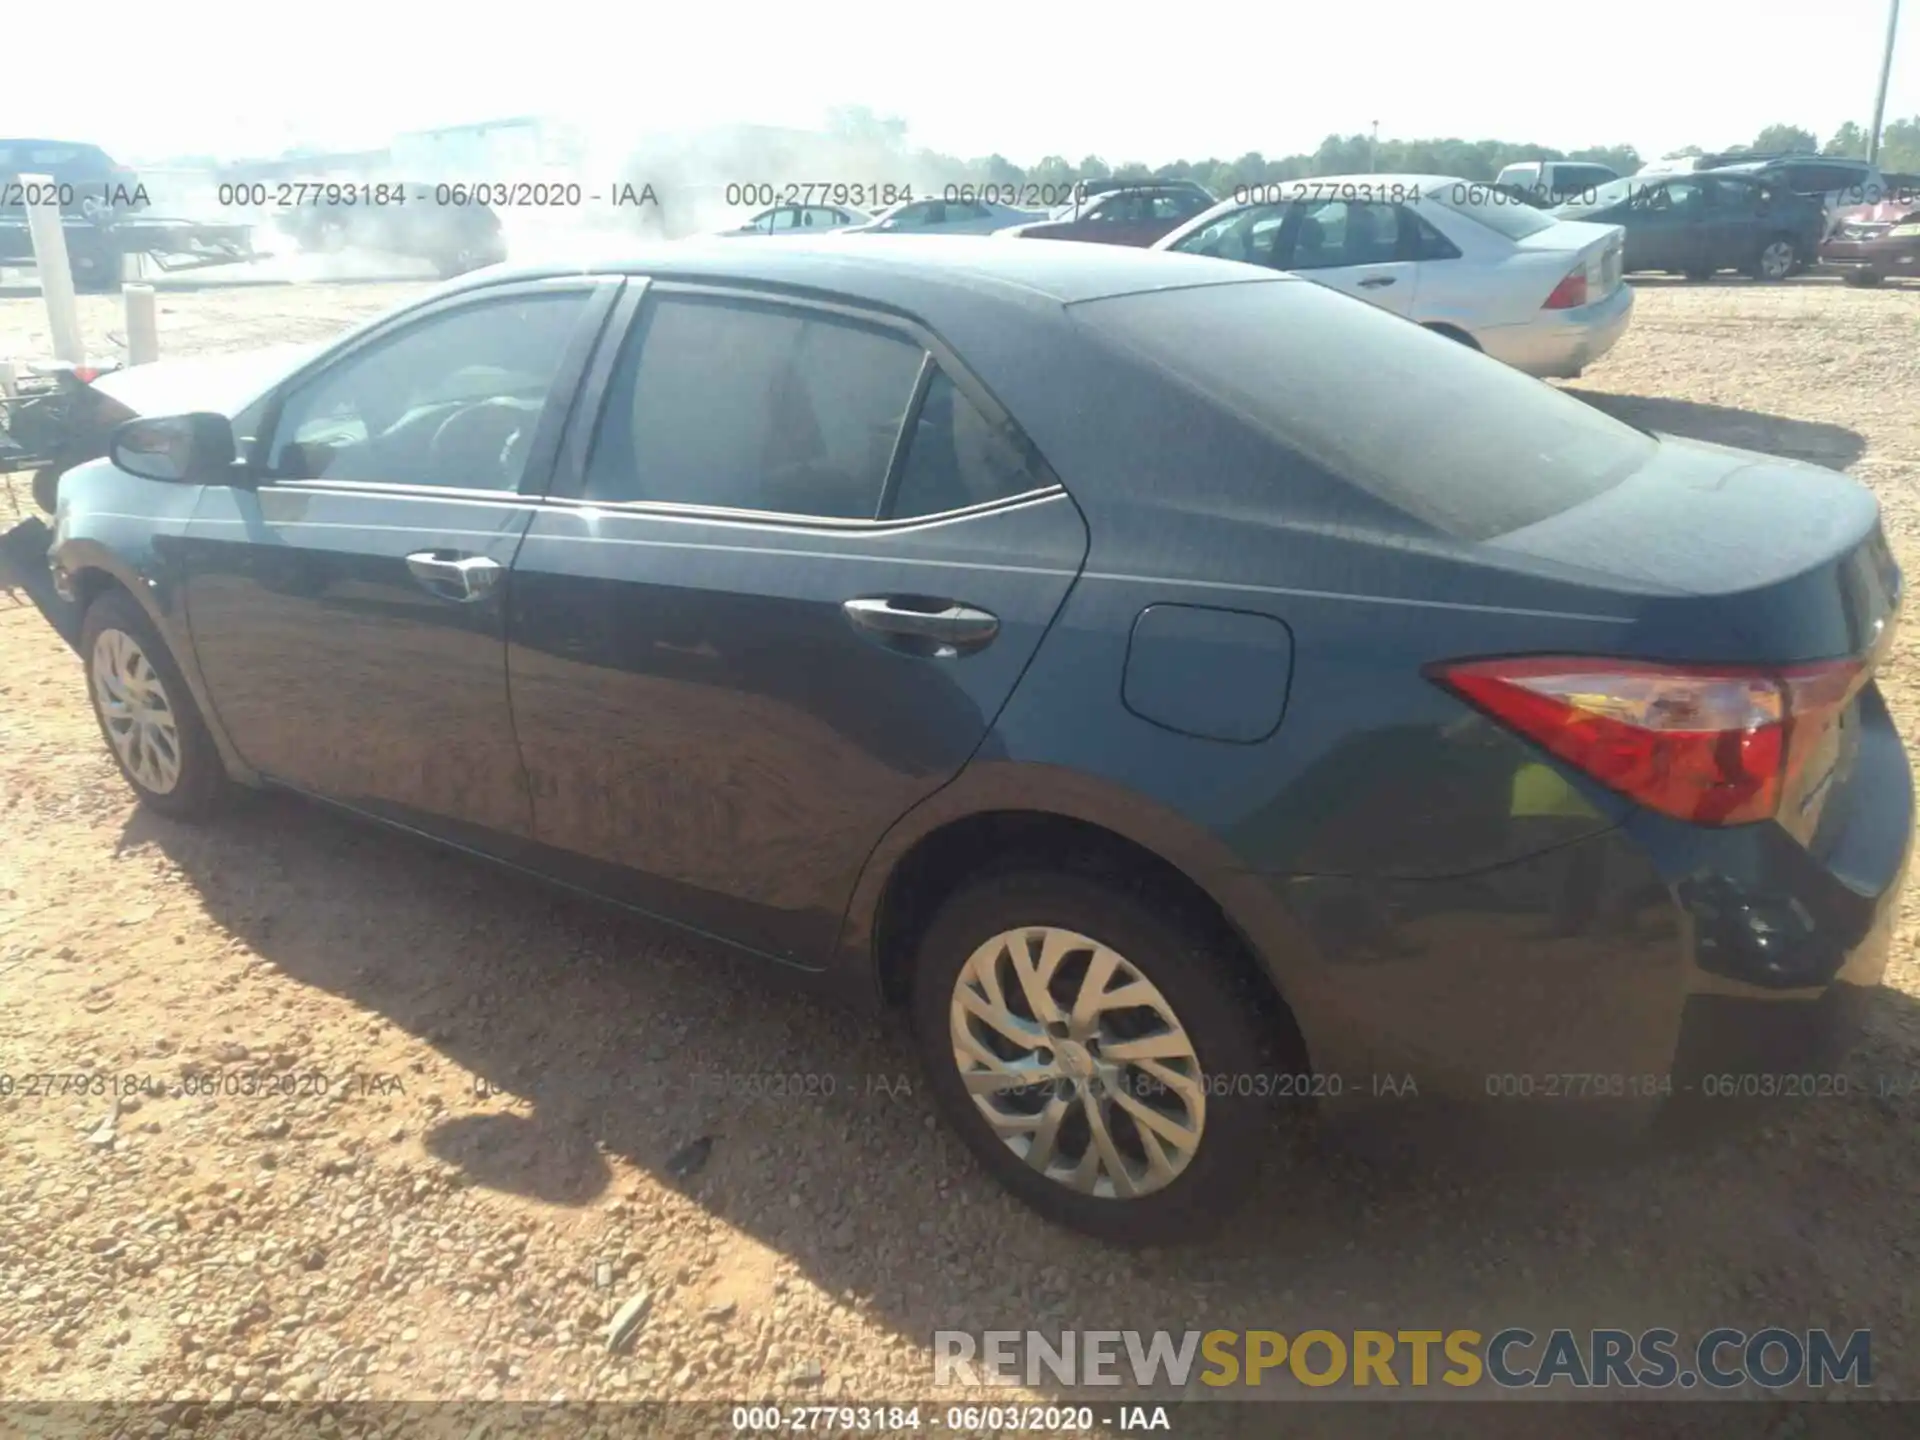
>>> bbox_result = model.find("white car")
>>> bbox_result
[1494,159,1620,206]
[842,196,1045,236]
[1153,174,1632,380]
[714,203,874,237]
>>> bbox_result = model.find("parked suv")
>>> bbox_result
[1552,172,1825,281]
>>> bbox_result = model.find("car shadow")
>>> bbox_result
[112,791,1920,1419]
[1621,273,1837,288]
[1562,389,1867,471]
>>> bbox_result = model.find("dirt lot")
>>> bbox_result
[4,276,1920,1432]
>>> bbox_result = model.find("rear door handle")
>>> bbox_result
[1358,276,1397,288]
[842,596,1000,658]
[406,550,501,602]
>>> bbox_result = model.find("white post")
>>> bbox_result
[20,173,85,365]
[124,284,159,365]
[0,360,16,397]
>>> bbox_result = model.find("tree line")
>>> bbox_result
[820,109,1920,195]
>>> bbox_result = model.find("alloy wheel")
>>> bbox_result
[91,627,183,795]
[1759,241,1795,280]
[949,926,1206,1200]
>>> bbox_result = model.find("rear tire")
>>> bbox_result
[908,870,1283,1244]
[1746,236,1798,282]
[80,589,232,820]
[1683,266,1714,282]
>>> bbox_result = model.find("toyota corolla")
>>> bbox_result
[24,236,1910,1243]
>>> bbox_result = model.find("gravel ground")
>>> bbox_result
[4,275,1920,1435]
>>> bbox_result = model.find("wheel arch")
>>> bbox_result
[58,541,257,785]
[1421,321,1481,350]
[840,765,1323,1069]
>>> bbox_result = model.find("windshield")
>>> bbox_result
[1071,277,1654,541]
[1425,184,1559,238]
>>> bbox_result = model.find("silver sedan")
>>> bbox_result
[713,204,874,237]
[1154,174,1634,380]
[842,197,1046,236]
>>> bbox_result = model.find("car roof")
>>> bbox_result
[450,233,1289,309]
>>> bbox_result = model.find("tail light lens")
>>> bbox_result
[1429,656,1870,826]
[1542,264,1589,309]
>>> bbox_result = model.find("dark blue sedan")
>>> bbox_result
[29,235,1911,1243]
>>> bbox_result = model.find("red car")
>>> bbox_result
[1819,174,1920,288]
[994,184,1215,247]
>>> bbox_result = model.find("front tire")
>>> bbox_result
[81,589,231,819]
[908,870,1281,1244]
[1842,270,1886,288]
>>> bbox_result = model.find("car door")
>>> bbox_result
[1277,199,1417,315]
[177,277,619,845]
[1702,176,1763,270]
[505,283,1090,964]
[1624,179,1705,273]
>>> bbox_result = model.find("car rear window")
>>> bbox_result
[1425,184,1559,239]
[1070,277,1655,541]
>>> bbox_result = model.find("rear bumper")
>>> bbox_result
[1476,281,1634,379]
[1259,687,1912,1146]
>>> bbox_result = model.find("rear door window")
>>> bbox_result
[583,293,926,520]
[1071,278,1655,541]
[1424,183,1559,239]
[887,371,1049,519]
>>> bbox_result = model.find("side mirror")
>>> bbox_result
[109,412,239,485]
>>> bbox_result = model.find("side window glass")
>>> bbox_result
[1406,210,1462,260]
[1171,204,1286,265]
[266,292,589,490]
[1289,201,1399,269]
[770,207,802,231]
[889,371,1045,519]
[584,295,925,520]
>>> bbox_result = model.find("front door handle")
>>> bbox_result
[1357,276,1397,288]
[842,596,1000,658]
[406,550,501,602]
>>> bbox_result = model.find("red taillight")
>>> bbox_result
[1542,265,1589,310]
[1429,656,1869,826]
[70,366,102,384]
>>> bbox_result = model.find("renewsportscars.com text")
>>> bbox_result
[934,1327,1872,1391]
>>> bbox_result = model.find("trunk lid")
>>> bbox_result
[1515,219,1626,301]
[1485,437,1902,850]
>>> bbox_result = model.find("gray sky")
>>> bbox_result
[13,0,1915,166]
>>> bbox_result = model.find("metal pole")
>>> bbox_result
[21,174,85,365]
[1868,0,1901,165]
[124,284,159,365]
[1369,121,1379,173]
